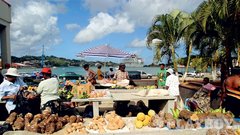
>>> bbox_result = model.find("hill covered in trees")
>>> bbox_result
[11,55,118,67]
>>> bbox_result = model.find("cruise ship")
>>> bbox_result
[122,56,144,67]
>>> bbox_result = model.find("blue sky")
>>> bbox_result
[8,0,204,64]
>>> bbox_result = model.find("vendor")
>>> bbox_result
[113,63,130,117]
[97,65,104,80]
[108,67,115,79]
[165,68,180,109]
[187,77,216,112]
[36,67,60,113]
[83,64,97,85]
[0,68,27,113]
[157,63,167,88]
[222,71,240,117]
[113,63,129,81]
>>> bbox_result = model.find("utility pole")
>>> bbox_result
[41,44,45,68]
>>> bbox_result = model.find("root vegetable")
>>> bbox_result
[69,115,77,123]
[190,113,199,122]
[45,122,55,134]
[164,113,173,120]
[206,128,218,135]
[56,121,63,131]
[12,116,24,130]
[179,110,193,120]
[5,112,17,125]
[166,119,176,129]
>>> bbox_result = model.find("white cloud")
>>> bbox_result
[74,12,134,44]
[83,0,204,27]
[129,38,147,48]
[77,0,204,44]
[65,23,81,31]
[122,0,204,26]
[10,0,61,56]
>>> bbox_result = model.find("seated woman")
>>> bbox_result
[186,77,216,112]
[113,63,129,81]
[113,63,130,116]
[83,64,97,85]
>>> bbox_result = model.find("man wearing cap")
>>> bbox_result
[36,67,60,113]
[165,68,180,108]
[0,68,27,113]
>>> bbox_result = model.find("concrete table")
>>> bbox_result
[71,97,113,117]
[111,93,176,113]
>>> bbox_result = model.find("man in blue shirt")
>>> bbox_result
[0,68,27,113]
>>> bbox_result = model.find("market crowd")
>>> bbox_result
[0,63,239,119]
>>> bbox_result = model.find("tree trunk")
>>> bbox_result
[212,62,217,80]
[182,41,192,82]
[221,39,232,85]
[237,46,240,66]
[171,45,178,75]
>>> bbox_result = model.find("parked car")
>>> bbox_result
[58,72,84,80]
[187,71,204,78]
[177,72,183,77]
[128,71,141,79]
[137,70,152,79]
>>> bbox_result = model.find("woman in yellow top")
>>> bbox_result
[97,65,103,80]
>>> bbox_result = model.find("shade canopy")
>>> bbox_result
[77,45,135,58]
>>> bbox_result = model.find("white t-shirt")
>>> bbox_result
[166,74,180,96]
[37,78,59,106]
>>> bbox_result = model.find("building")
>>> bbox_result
[0,0,11,68]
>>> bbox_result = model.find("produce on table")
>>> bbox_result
[58,88,74,101]
[206,128,218,135]
[27,86,38,91]
[135,110,156,129]
[105,111,125,130]
[236,128,240,135]
[89,90,107,98]
[137,112,145,121]
[207,127,237,135]
[171,108,180,119]
[66,122,88,134]
[86,111,125,133]
[148,109,156,117]
[78,92,89,99]
[12,115,24,130]
[5,112,17,125]
[179,110,193,120]
[4,109,83,134]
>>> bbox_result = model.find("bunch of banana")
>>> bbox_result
[194,110,204,114]
[235,128,240,135]
[27,86,37,91]
[171,108,180,119]
[210,107,226,113]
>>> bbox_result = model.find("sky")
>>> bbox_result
[6,0,204,64]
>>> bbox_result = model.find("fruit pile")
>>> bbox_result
[207,127,240,135]
[65,122,88,134]
[27,86,38,91]
[58,88,74,101]
[85,111,125,133]
[4,109,83,134]
[134,110,156,129]
[89,90,108,98]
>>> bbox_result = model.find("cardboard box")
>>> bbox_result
[71,83,93,98]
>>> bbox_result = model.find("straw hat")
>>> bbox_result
[5,68,21,76]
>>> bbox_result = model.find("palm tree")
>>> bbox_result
[195,0,240,83]
[147,10,184,73]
